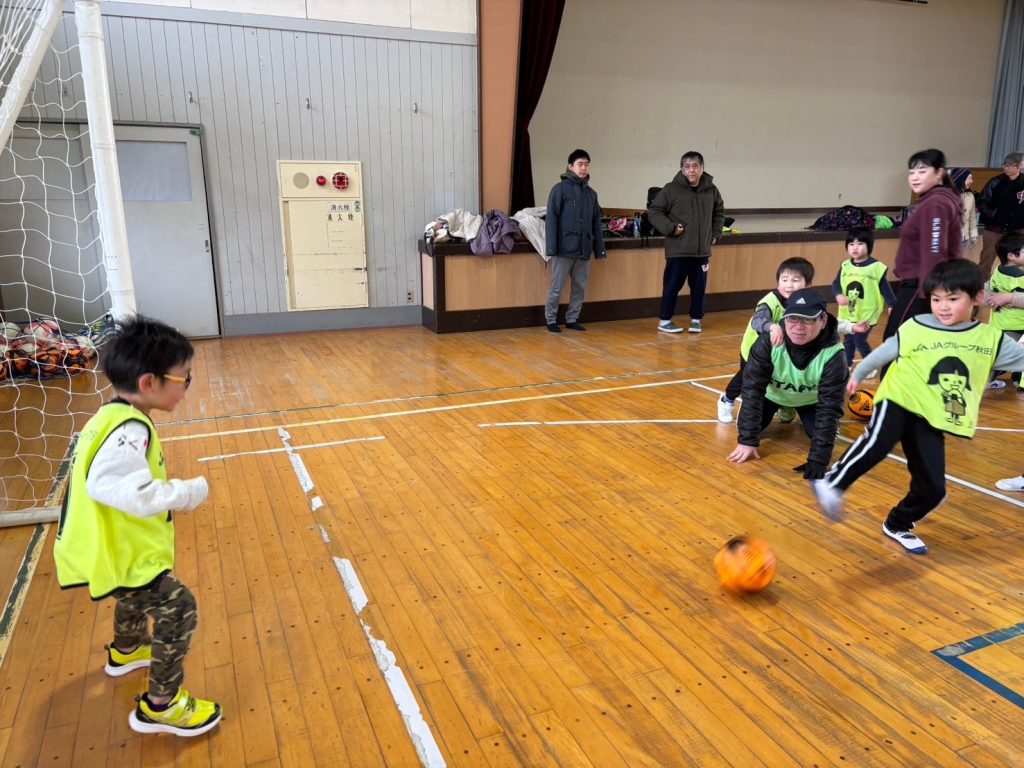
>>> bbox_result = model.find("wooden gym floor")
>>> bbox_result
[2,311,1024,767]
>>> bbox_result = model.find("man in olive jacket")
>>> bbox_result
[544,149,607,333]
[647,151,725,334]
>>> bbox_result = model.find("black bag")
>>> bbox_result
[641,185,662,237]
[809,205,875,231]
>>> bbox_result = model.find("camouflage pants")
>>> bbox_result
[112,572,198,699]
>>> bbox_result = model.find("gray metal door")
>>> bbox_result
[115,126,218,337]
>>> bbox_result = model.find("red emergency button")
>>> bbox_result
[332,172,350,190]
[315,175,327,186]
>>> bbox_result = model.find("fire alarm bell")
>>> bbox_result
[332,172,350,190]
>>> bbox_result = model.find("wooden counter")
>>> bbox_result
[420,229,900,333]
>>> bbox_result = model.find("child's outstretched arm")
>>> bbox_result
[86,421,208,517]
[847,336,898,394]
[992,333,1024,373]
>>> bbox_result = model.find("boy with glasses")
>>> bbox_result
[54,315,221,736]
[725,288,849,480]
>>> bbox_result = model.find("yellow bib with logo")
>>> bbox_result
[837,259,887,325]
[54,402,175,599]
[876,318,1000,438]
[740,292,784,360]
[988,267,1024,332]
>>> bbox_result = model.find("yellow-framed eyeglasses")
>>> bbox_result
[162,372,192,389]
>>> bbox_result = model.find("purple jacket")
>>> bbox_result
[470,210,521,255]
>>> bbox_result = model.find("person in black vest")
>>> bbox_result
[647,151,725,334]
[978,152,1024,281]
[543,149,606,333]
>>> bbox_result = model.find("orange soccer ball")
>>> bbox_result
[847,387,875,421]
[714,536,777,593]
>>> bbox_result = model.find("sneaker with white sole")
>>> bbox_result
[129,688,222,737]
[996,475,1024,491]
[658,321,683,334]
[811,479,846,522]
[688,319,702,334]
[777,406,796,423]
[882,521,927,554]
[717,396,735,423]
[987,379,1007,390]
[105,643,152,677]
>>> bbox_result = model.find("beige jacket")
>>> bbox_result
[961,192,978,243]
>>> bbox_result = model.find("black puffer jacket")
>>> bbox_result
[646,171,725,259]
[738,314,849,469]
[545,171,605,260]
[978,173,1024,232]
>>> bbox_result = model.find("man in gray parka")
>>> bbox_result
[544,149,606,333]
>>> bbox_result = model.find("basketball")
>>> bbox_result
[714,536,777,593]
[847,387,875,420]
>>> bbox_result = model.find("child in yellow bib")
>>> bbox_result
[812,260,1024,554]
[983,233,1024,390]
[831,228,897,368]
[717,257,814,424]
[53,316,221,737]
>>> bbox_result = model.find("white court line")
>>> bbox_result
[690,381,725,396]
[481,419,720,428]
[163,373,733,443]
[278,432,446,767]
[196,434,385,463]
[975,426,1024,434]
[835,435,1024,510]
[165,363,736,428]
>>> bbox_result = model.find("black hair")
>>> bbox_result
[922,259,984,300]
[1003,152,1023,166]
[680,151,704,168]
[845,280,865,299]
[845,228,874,255]
[776,256,814,283]
[927,356,972,391]
[567,149,590,165]
[907,148,953,188]
[995,233,1024,265]
[103,315,194,393]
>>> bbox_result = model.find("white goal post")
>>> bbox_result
[0,0,137,526]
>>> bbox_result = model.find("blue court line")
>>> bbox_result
[933,620,1024,709]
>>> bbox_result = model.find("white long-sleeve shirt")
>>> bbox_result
[85,419,208,518]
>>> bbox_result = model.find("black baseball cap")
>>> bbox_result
[783,288,827,319]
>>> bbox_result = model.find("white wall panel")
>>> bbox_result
[532,0,1004,209]
[26,13,478,320]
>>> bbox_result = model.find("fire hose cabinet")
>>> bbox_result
[278,161,368,310]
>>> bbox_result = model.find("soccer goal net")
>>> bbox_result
[0,0,134,526]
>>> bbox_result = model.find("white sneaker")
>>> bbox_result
[987,379,1007,390]
[658,321,683,334]
[996,475,1024,491]
[688,319,702,334]
[717,396,735,423]
[811,479,846,522]
[882,521,927,554]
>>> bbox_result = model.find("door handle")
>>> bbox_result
[204,239,210,253]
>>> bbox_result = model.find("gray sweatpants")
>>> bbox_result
[545,256,591,324]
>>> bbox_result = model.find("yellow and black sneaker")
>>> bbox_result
[128,688,222,737]
[104,643,152,677]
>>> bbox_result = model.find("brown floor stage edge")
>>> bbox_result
[1,311,1024,766]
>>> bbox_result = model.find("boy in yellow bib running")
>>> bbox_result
[812,260,1024,554]
[54,316,221,736]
